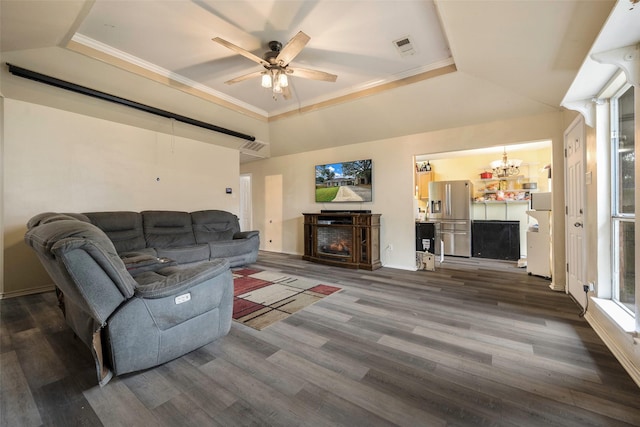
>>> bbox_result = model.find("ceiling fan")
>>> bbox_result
[212,31,337,100]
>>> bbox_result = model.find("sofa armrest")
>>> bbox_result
[133,259,230,299]
[234,230,259,239]
[121,254,176,276]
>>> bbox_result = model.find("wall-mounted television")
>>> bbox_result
[315,159,372,203]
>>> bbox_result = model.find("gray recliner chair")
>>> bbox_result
[24,213,233,386]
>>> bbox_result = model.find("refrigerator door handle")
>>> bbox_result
[445,184,450,217]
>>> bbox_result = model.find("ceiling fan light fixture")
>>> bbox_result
[214,31,336,101]
[261,73,272,88]
[278,72,288,88]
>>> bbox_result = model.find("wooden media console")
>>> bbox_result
[303,212,381,270]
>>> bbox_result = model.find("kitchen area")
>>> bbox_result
[414,142,553,278]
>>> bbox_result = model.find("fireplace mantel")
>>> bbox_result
[302,212,381,270]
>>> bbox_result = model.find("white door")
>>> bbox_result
[264,174,283,252]
[239,174,252,231]
[565,116,587,305]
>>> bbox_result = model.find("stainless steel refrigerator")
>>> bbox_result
[428,180,473,257]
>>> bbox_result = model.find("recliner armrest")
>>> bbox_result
[133,259,230,299]
[233,230,259,239]
[121,254,176,276]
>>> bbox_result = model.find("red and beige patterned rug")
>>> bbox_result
[232,268,342,330]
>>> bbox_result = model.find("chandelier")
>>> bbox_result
[490,148,522,177]
[261,69,288,98]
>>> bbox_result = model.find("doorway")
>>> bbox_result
[414,141,552,264]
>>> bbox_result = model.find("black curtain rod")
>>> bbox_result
[6,63,256,142]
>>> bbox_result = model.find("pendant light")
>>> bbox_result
[490,148,522,177]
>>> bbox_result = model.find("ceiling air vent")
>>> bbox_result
[239,140,269,162]
[240,140,266,153]
[393,36,416,57]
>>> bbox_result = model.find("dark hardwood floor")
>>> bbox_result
[2,251,639,426]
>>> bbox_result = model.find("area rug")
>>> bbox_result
[232,268,342,330]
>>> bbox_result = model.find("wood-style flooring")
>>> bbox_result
[2,251,640,426]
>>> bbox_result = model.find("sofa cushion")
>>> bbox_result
[191,210,240,243]
[133,259,230,300]
[142,211,196,248]
[208,237,258,259]
[156,244,210,264]
[85,211,146,253]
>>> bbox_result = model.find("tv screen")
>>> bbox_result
[315,159,372,203]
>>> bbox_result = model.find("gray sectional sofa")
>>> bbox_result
[24,210,259,386]
[82,210,259,269]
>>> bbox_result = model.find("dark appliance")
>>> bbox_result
[472,220,520,260]
[416,222,440,254]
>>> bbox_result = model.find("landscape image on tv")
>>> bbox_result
[315,159,372,202]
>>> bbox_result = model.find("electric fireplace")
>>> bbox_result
[302,212,381,270]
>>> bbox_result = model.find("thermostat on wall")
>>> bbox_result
[226,187,232,194]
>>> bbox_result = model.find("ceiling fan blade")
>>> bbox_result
[212,37,269,67]
[224,70,264,85]
[275,31,310,66]
[288,67,337,82]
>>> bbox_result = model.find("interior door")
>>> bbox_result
[565,116,587,305]
[264,174,283,252]
[239,174,252,231]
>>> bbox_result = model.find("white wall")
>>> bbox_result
[243,111,567,274]
[3,99,241,296]
[0,95,5,297]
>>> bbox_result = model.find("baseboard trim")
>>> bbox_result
[0,284,55,299]
[548,282,566,292]
[584,309,640,388]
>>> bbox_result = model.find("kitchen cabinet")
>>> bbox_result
[416,171,435,199]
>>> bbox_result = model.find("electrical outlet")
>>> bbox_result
[583,282,595,293]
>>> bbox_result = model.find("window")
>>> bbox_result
[611,84,635,315]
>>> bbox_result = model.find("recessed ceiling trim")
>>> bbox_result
[268,57,455,117]
[68,34,456,122]
[67,35,268,122]
[269,63,457,121]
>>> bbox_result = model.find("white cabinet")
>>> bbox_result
[526,210,551,278]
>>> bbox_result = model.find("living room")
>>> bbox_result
[2,0,639,425]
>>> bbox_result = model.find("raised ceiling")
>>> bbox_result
[1,0,619,160]
[71,0,453,117]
